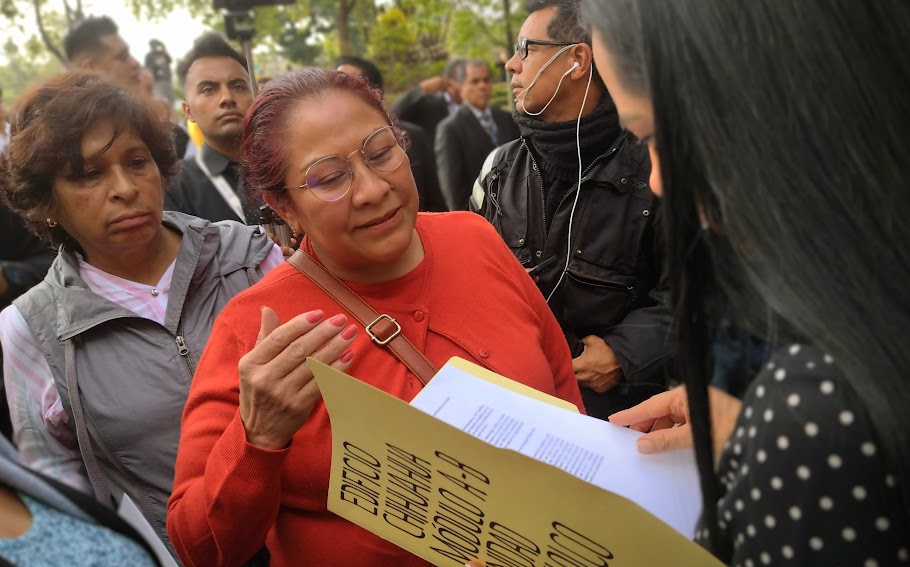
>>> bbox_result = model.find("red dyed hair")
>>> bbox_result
[241,68,394,206]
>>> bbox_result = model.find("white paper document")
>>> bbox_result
[118,495,179,567]
[410,360,703,538]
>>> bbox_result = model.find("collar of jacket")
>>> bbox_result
[519,129,634,195]
[512,95,621,183]
[199,142,236,176]
[46,211,224,340]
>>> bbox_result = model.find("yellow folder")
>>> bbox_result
[309,357,722,566]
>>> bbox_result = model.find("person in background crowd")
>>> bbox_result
[166,68,583,567]
[167,32,263,225]
[1,84,57,443]
[63,16,189,159]
[63,16,141,93]
[0,72,282,557]
[0,435,160,565]
[144,39,174,106]
[138,69,175,126]
[472,0,672,419]
[435,58,519,211]
[587,0,910,564]
[391,58,466,152]
[335,55,447,212]
[0,201,56,442]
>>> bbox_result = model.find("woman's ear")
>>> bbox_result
[262,193,300,233]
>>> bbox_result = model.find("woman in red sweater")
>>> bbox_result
[166,68,584,567]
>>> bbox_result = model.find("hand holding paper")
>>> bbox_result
[609,384,743,457]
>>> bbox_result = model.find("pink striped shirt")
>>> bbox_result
[0,245,284,493]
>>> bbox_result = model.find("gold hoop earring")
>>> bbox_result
[46,219,58,228]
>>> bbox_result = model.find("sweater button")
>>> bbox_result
[478,349,490,358]
[413,310,425,322]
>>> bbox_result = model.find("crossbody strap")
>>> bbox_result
[286,249,438,386]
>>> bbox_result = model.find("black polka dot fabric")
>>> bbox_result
[694,344,909,566]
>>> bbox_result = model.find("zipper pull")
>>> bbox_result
[175,336,189,357]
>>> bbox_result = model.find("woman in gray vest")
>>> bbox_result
[0,71,283,558]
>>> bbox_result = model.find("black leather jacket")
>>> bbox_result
[471,133,673,415]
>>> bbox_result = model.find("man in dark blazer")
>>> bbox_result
[391,58,466,152]
[336,56,447,212]
[435,59,520,211]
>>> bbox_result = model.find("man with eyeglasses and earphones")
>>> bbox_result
[471,0,673,419]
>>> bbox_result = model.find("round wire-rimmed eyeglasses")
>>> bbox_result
[283,125,407,203]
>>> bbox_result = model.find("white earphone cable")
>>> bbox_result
[546,64,594,303]
[515,44,578,116]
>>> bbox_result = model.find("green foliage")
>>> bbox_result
[1,0,526,100]
[0,37,63,104]
[369,9,414,66]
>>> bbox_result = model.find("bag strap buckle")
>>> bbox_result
[366,314,401,346]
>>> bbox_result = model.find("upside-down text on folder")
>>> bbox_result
[310,356,721,567]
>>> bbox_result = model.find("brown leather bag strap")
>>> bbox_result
[287,249,438,386]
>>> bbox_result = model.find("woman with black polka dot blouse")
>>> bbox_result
[582,0,910,565]
[704,344,907,565]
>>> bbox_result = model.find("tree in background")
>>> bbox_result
[0,0,524,103]
[0,0,83,64]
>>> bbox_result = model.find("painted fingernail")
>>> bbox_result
[329,314,347,326]
[637,439,655,454]
[306,310,324,323]
[340,350,355,363]
[341,324,357,340]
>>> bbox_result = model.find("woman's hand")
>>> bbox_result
[238,306,357,450]
[609,384,742,459]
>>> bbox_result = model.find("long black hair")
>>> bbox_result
[583,0,910,556]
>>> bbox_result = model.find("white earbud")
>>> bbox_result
[570,61,580,70]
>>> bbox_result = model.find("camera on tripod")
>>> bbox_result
[213,0,294,42]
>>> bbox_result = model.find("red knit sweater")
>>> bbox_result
[167,212,584,567]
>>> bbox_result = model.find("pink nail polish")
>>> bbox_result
[341,324,357,340]
[340,350,355,363]
[329,314,347,327]
[306,310,324,323]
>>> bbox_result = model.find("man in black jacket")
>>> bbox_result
[435,59,520,211]
[471,0,672,418]
[167,33,261,224]
[335,56,447,212]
